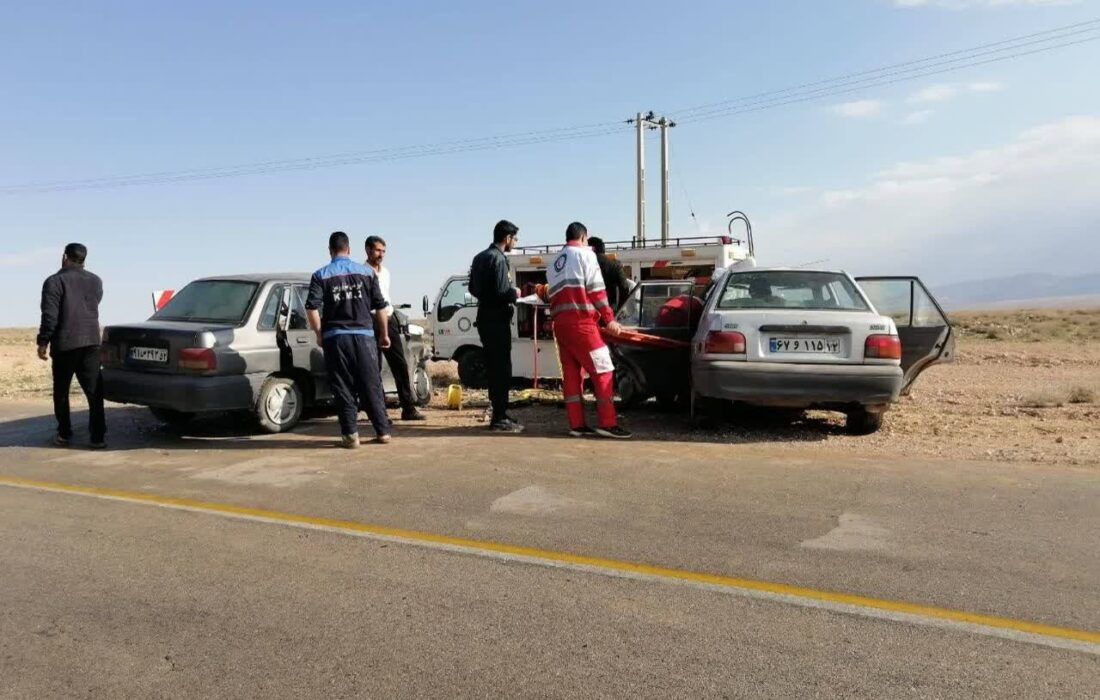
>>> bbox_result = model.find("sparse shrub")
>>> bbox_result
[1019,390,1066,409]
[1067,386,1096,404]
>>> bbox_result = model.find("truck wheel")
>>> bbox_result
[413,366,433,406]
[149,407,194,429]
[255,376,304,433]
[846,408,884,435]
[457,348,488,389]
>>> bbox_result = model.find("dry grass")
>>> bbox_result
[952,308,1100,344]
[1067,385,1097,404]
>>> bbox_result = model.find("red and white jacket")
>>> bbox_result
[544,241,615,326]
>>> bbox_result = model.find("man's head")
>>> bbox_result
[328,231,351,257]
[588,236,605,255]
[565,221,588,244]
[749,277,772,299]
[365,235,387,266]
[62,243,87,268]
[493,220,519,252]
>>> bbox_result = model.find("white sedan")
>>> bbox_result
[689,268,954,433]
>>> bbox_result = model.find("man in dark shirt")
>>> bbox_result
[37,243,106,448]
[468,220,522,432]
[305,231,393,448]
[588,237,633,311]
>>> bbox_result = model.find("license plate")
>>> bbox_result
[769,337,841,354]
[129,346,168,363]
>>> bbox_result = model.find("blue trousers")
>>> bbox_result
[323,334,391,437]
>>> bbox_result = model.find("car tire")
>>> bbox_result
[615,368,647,410]
[846,408,884,435]
[457,348,488,389]
[413,366,433,406]
[255,376,304,433]
[149,407,195,429]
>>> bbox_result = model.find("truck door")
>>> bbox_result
[433,276,479,362]
[855,276,955,394]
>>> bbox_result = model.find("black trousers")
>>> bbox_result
[52,345,106,442]
[378,322,416,411]
[323,334,391,438]
[477,314,512,423]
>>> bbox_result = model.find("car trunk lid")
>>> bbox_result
[103,321,232,374]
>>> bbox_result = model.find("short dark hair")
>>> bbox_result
[588,236,605,254]
[64,243,87,265]
[365,235,386,250]
[565,222,588,242]
[493,220,519,244]
[328,231,351,252]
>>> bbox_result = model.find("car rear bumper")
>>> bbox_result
[692,360,902,408]
[103,368,264,413]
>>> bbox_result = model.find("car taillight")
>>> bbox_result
[705,330,746,354]
[100,345,119,365]
[865,334,901,360]
[179,347,217,371]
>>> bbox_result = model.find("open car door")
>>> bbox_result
[856,276,955,395]
[608,280,700,408]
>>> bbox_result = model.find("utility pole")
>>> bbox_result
[627,111,675,244]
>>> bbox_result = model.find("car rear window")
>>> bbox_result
[718,271,869,311]
[153,280,260,325]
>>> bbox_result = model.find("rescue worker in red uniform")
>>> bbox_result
[544,222,632,439]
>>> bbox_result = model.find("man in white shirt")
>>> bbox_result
[366,235,426,421]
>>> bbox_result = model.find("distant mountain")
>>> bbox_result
[930,274,1100,310]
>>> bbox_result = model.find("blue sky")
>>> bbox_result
[2,0,1098,325]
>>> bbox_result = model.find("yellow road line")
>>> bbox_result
[2,474,1098,654]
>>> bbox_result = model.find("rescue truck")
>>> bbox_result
[424,233,752,387]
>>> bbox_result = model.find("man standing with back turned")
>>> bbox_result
[544,223,631,439]
[306,232,393,448]
[468,220,523,433]
[365,235,426,422]
[37,243,107,449]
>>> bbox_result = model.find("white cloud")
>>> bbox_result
[829,100,883,118]
[968,81,1004,93]
[895,0,1078,8]
[901,109,936,125]
[0,247,58,269]
[908,84,958,103]
[775,186,815,196]
[761,116,1100,282]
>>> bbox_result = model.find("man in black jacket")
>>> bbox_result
[37,243,106,448]
[468,220,522,432]
[588,237,633,311]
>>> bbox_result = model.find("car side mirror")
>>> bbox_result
[422,295,430,315]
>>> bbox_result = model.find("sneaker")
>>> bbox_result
[489,419,524,434]
[568,426,597,438]
[54,434,71,447]
[595,425,632,440]
[89,440,107,450]
[340,433,362,449]
[400,408,426,421]
[374,434,393,444]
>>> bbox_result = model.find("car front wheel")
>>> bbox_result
[846,407,884,435]
[256,376,304,433]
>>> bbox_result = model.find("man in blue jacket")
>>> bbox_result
[37,243,106,448]
[305,231,393,448]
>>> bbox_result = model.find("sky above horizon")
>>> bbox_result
[2,0,1098,326]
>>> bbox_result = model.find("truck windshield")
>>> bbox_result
[718,271,869,311]
[153,280,260,324]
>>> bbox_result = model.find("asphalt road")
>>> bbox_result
[1,401,1097,698]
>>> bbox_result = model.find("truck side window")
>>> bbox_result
[438,279,473,323]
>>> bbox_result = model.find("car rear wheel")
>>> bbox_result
[149,407,194,428]
[457,348,488,389]
[846,408,884,435]
[256,376,304,433]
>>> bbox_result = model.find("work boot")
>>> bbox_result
[375,434,393,445]
[489,419,524,434]
[595,425,632,440]
[400,407,426,421]
[340,433,362,449]
[54,434,70,447]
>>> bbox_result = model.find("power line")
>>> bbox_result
[2,18,1097,195]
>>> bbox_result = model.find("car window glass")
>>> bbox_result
[289,286,309,330]
[155,280,259,325]
[616,286,642,326]
[913,283,947,328]
[719,272,869,311]
[440,279,472,308]
[857,279,913,326]
[258,285,284,330]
